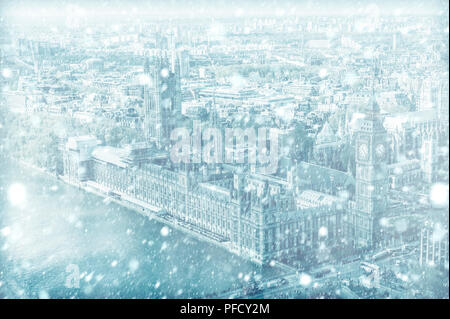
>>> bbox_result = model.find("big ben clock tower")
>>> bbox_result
[353,91,389,249]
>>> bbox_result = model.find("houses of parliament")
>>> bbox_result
[62,50,449,267]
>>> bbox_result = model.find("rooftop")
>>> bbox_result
[296,189,340,209]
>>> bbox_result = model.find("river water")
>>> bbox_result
[0,159,279,298]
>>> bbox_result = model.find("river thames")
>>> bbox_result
[0,160,280,298]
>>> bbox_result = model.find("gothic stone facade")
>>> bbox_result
[63,140,345,265]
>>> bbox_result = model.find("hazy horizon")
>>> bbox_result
[1,0,448,21]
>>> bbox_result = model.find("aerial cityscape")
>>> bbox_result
[0,0,448,299]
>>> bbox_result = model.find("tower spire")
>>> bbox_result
[144,56,150,74]
[367,55,381,115]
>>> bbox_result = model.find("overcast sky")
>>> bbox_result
[1,0,448,20]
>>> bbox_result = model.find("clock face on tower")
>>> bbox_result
[375,143,386,160]
[358,143,369,161]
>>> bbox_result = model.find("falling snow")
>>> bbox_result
[0,0,448,300]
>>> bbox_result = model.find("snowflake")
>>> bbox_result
[8,183,26,207]
[318,226,328,237]
[160,226,170,236]
[129,259,139,272]
[429,183,449,208]
[2,68,12,78]
[299,273,312,287]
